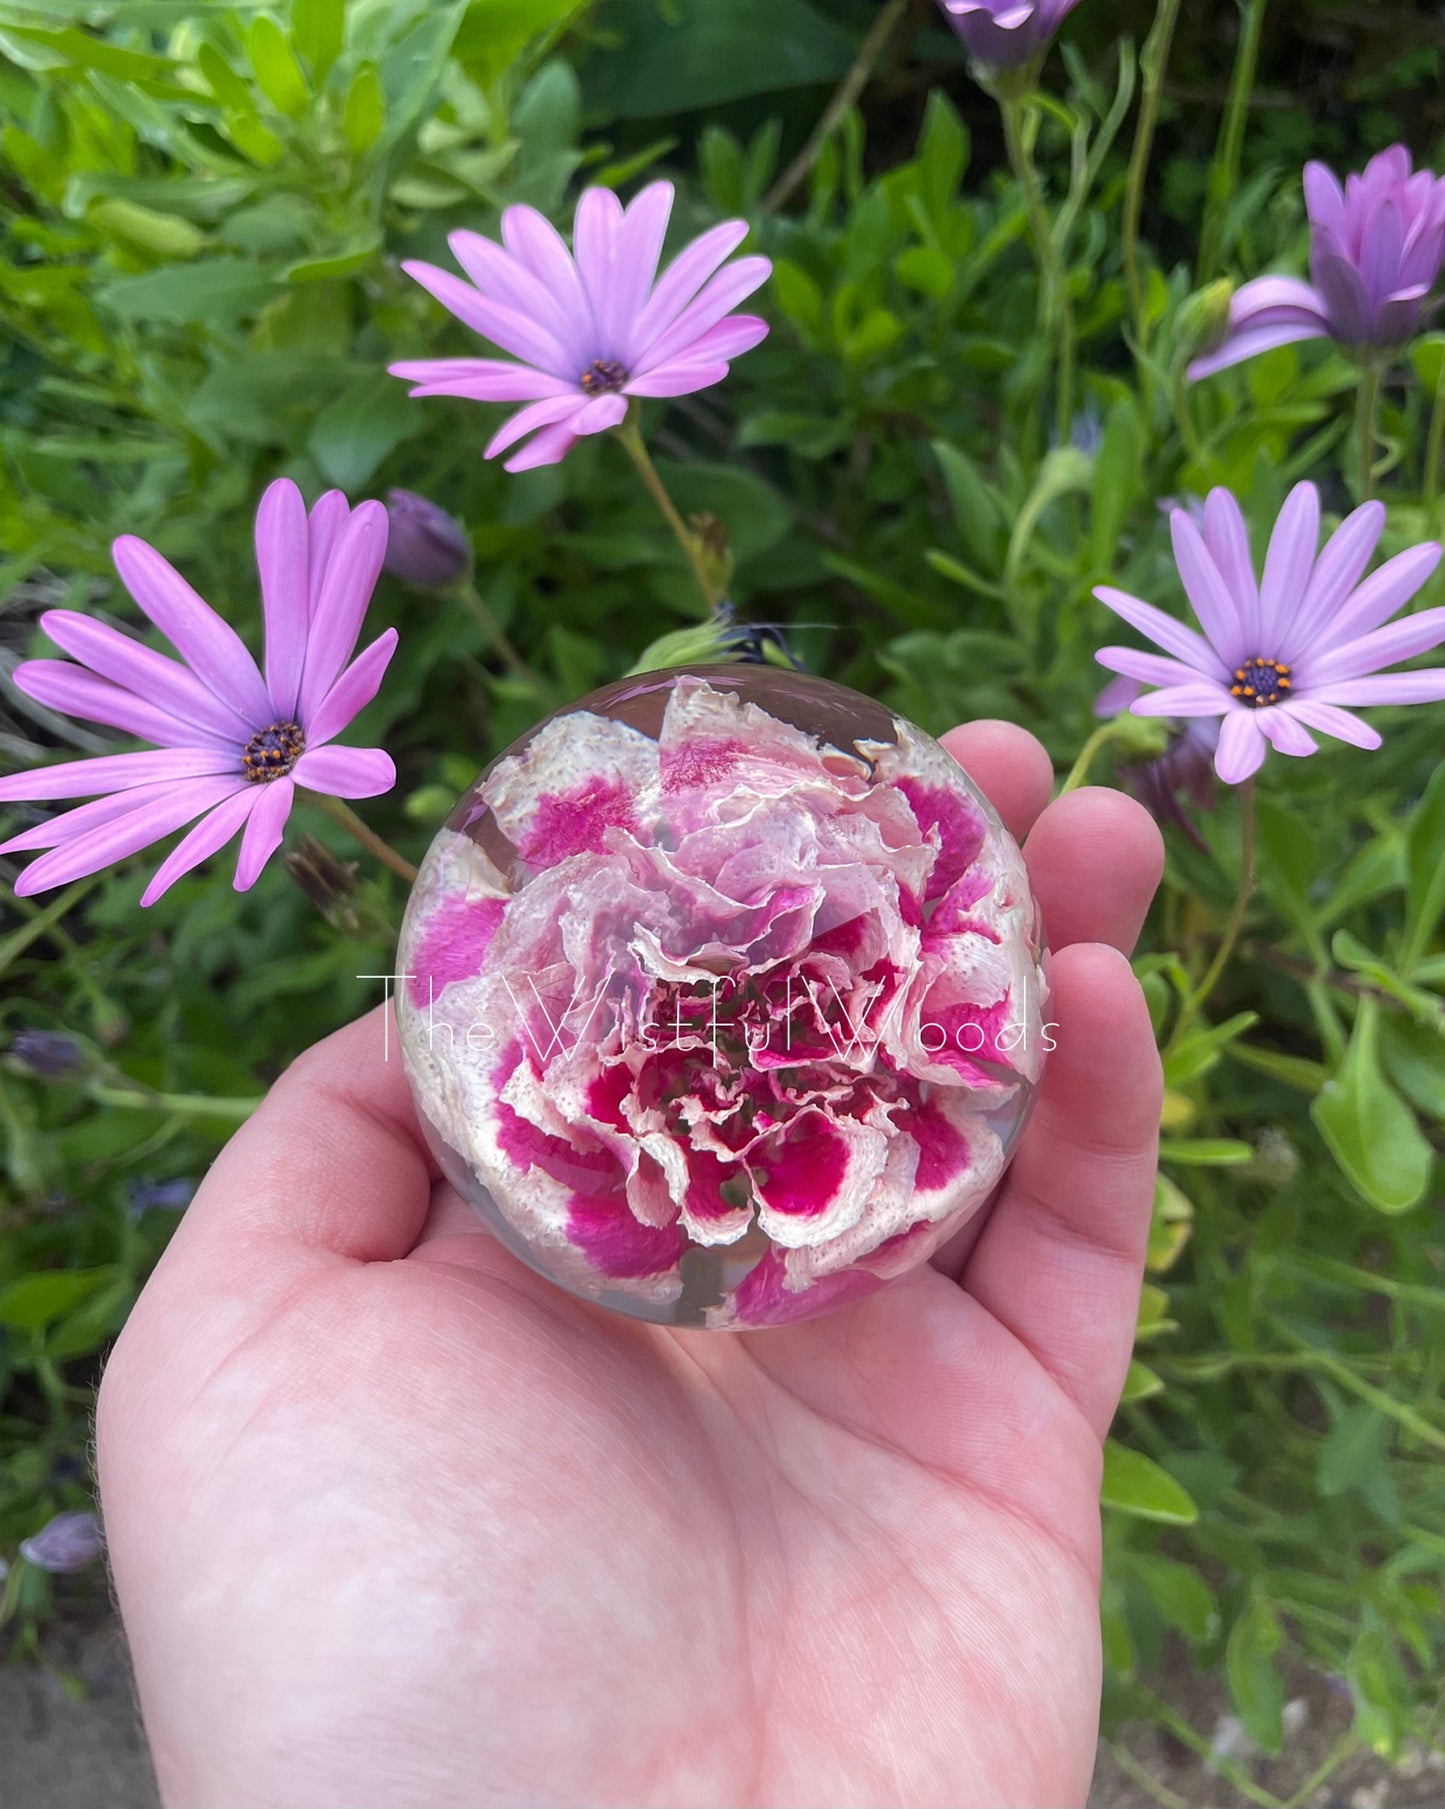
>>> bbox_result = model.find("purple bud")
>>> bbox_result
[20,1510,104,1574]
[937,0,1083,69]
[382,490,470,591]
[10,1029,83,1077]
[126,1176,196,1220]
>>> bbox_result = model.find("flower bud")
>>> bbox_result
[1177,279,1234,361]
[10,1029,83,1077]
[382,490,470,591]
[20,1510,104,1574]
[285,836,360,929]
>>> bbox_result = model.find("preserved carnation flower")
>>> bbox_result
[397,668,1045,1329]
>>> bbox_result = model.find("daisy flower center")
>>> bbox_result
[1230,657,1293,708]
[243,720,306,782]
[579,358,629,395]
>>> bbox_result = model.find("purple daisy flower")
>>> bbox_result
[1190,147,1445,379]
[0,481,397,904]
[1096,483,1445,784]
[937,0,1082,68]
[390,182,771,473]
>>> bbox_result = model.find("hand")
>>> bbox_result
[97,721,1164,1809]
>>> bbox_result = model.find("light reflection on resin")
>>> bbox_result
[396,667,1046,1329]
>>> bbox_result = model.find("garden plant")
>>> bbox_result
[1,0,1444,1802]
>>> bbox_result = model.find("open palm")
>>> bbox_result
[97,721,1163,1809]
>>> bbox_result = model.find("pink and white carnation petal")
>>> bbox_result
[636,1131,752,1247]
[1312,669,1445,707]
[232,776,295,892]
[395,828,511,1013]
[1171,512,1250,664]
[304,628,399,748]
[1303,605,1445,688]
[1095,646,1219,690]
[292,745,395,800]
[484,394,591,461]
[399,260,573,376]
[1202,488,1261,646]
[39,610,253,743]
[1215,709,1268,784]
[625,220,751,367]
[1312,542,1442,649]
[0,745,238,805]
[296,500,389,721]
[632,257,772,374]
[1258,482,1322,649]
[481,710,660,866]
[10,776,245,897]
[1094,586,1230,678]
[749,1109,891,1249]
[139,788,261,907]
[1277,501,1388,664]
[1129,681,1234,717]
[503,422,580,473]
[110,536,272,726]
[13,659,237,753]
[254,478,311,719]
[1187,318,1328,381]
[388,358,575,403]
[1256,709,1318,757]
[1283,697,1382,749]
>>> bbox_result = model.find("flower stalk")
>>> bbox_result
[1173,778,1255,1039]
[999,82,1076,444]
[313,795,418,884]
[1122,0,1183,351]
[1355,360,1383,502]
[617,415,725,611]
[1198,0,1269,279]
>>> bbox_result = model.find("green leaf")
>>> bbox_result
[1403,760,1445,972]
[1228,1042,1330,1093]
[197,40,256,112]
[1120,1358,1164,1403]
[1090,396,1143,571]
[1157,1137,1253,1166]
[294,0,345,83]
[1318,1403,1391,1497]
[1313,999,1432,1212]
[1226,1595,1285,1755]
[343,58,385,154]
[1132,1555,1217,1642]
[932,440,1004,571]
[0,1267,117,1333]
[1380,1014,1445,1120]
[1146,1173,1193,1272]
[86,198,208,259]
[1101,1440,1199,1523]
[248,14,310,117]
[96,257,280,326]
[308,371,424,490]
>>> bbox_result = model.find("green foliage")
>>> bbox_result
[1,0,1444,1780]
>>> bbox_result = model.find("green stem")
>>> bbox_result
[313,795,418,883]
[616,418,720,611]
[1000,87,1076,445]
[1059,722,1119,794]
[1425,348,1445,523]
[452,579,549,697]
[1173,776,1256,1037]
[89,1082,261,1121]
[1123,0,1183,352]
[1197,0,1268,278]
[1355,360,1383,501]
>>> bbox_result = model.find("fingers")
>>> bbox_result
[960,942,1163,1441]
[176,1003,438,1267]
[940,719,1055,843]
[1023,786,1164,955]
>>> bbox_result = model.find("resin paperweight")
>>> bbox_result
[396,667,1046,1329]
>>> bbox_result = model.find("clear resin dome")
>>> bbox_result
[396,667,1046,1329]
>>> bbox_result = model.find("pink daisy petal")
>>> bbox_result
[254,478,310,719]
[484,394,590,461]
[139,788,260,907]
[571,394,629,436]
[1171,512,1248,664]
[389,358,574,402]
[233,776,295,892]
[1215,710,1267,783]
[296,501,389,721]
[1304,606,1445,687]
[292,745,395,798]
[598,181,675,355]
[633,256,772,374]
[2,783,183,855]
[10,776,244,897]
[0,746,237,804]
[14,660,237,752]
[625,220,751,365]
[1129,682,1234,717]
[1202,489,1260,646]
[1277,501,1387,664]
[1283,698,1382,748]
[1256,709,1318,756]
[1314,669,1445,706]
[36,611,250,741]
[306,628,399,749]
[110,536,271,725]
[1258,482,1321,650]
[399,261,573,377]
[625,361,731,398]
[572,187,625,309]
[1187,319,1328,380]
[1314,542,1442,649]
[306,491,351,613]
[1095,647,1212,689]
[453,224,587,358]
[1094,586,1229,679]
[503,422,580,473]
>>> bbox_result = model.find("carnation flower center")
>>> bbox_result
[1230,656,1292,708]
[579,358,629,395]
[242,720,305,782]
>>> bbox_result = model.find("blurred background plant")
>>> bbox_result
[2,0,1444,1799]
